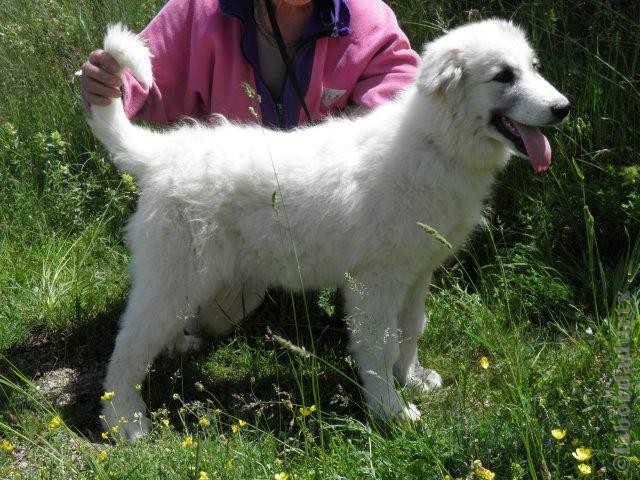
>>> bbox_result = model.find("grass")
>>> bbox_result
[1,0,639,478]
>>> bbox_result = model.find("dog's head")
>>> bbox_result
[417,19,570,172]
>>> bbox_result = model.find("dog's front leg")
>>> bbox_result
[393,271,442,393]
[343,269,420,422]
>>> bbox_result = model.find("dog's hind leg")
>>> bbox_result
[343,269,420,422]
[102,269,219,441]
[393,271,442,393]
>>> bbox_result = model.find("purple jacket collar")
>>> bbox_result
[219,0,351,128]
[220,0,351,39]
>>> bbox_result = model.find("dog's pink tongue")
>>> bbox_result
[512,120,552,172]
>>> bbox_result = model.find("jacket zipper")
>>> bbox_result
[229,10,328,129]
[275,101,285,126]
[277,35,324,127]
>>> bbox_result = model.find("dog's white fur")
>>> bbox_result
[89,20,568,440]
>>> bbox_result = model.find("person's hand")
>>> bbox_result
[80,49,123,113]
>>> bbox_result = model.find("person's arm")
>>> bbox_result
[348,2,420,109]
[80,0,206,125]
[121,0,210,125]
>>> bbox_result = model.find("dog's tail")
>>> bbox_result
[87,23,156,177]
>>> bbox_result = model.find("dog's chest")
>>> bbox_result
[392,172,488,265]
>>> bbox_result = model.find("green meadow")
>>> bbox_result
[0,0,638,478]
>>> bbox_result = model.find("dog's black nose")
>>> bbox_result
[551,101,571,120]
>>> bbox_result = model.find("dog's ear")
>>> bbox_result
[416,45,465,104]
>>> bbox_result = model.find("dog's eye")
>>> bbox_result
[492,67,515,83]
[533,59,542,72]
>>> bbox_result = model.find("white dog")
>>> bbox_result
[88,20,569,440]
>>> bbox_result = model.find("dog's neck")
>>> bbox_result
[392,87,511,177]
[356,87,510,224]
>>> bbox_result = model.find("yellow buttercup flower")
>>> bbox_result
[232,420,248,433]
[1,439,15,453]
[101,431,109,440]
[97,450,108,462]
[198,417,210,427]
[224,459,233,469]
[274,473,289,480]
[551,428,567,440]
[577,463,591,475]
[473,460,495,480]
[198,471,209,480]
[101,391,116,402]
[479,356,490,369]
[299,405,317,417]
[110,425,119,434]
[181,436,195,448]
[572,447,592,461]
[49,416,62,429]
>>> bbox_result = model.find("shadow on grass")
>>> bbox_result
[1,299,124,437]
[1,289,366,440]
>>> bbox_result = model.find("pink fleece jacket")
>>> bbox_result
[122,0,420,128]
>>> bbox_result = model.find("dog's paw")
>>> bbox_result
[366,388,422,423]
[379,401,422,423]
[102,410,151,442]
[119,416,151,442]
[401,402,422,422]
[406,365,442,393]
[101,394,150,442]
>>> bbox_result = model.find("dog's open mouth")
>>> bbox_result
[491,114,551,173]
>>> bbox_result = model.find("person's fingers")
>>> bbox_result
[79,49,123,113]
[82,75,121,99]
[81,61,122,89]
[88,49,122,74]
[81,88,113,107]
